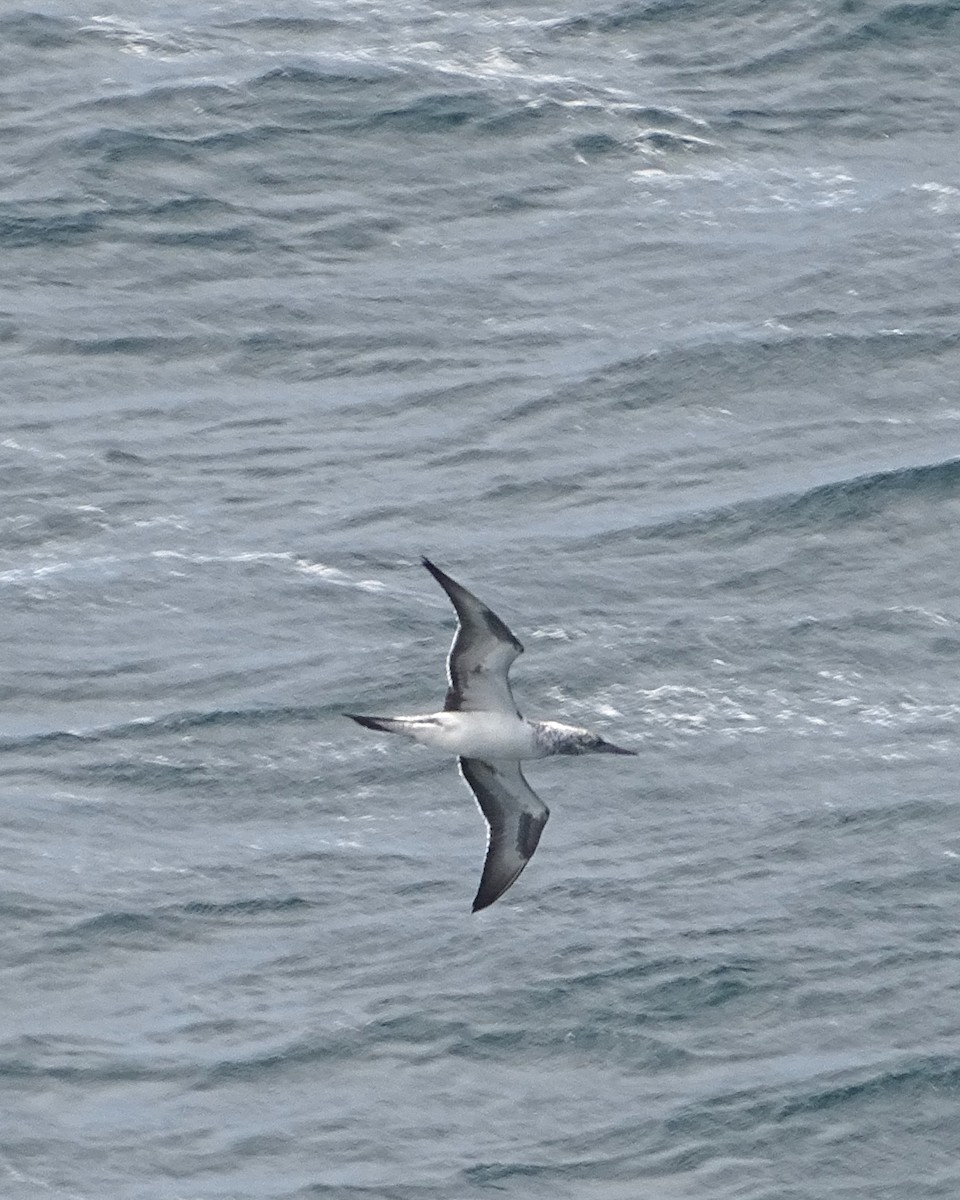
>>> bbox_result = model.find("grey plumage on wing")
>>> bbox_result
[345,559,635,910]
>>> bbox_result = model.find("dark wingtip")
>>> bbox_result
[471,865,534,912]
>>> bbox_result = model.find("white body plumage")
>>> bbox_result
[375,711,541,759]
[353,711,624,761]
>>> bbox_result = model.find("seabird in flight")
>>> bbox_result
[345,558,635,911]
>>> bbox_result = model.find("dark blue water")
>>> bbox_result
[4,3,960,1197]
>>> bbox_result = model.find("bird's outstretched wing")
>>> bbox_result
[458,757,549,911]
[422,558,523,715]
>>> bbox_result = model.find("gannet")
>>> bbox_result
[345,558,635,911]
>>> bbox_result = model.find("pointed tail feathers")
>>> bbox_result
[344,713,406,734]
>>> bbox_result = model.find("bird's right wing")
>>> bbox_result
[458,757,549,911]
[422,558,523,716]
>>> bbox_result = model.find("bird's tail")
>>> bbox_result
[344,713,409,735]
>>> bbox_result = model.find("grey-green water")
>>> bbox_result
[4,3,960,1197]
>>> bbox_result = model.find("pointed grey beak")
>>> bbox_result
[599,741,636,755]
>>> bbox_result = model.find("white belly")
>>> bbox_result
[406,711,540,760]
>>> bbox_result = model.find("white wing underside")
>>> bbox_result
[458,757,549,911]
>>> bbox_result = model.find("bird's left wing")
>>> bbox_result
[458,757,549,911]
[422,558,523,715]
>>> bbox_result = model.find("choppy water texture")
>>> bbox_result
[3,2,960,1197]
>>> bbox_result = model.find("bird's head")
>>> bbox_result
[535,720,636,757]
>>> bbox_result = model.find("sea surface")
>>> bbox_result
[3,2,960,1197]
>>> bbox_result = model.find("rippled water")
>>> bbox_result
[4,2,960,1198]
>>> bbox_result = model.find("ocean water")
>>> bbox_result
[4,1,960,1197]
